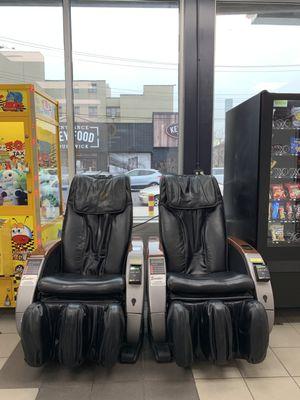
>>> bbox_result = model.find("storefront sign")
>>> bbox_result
[166,123,179,139]
[59,124,100,150]
[153,112,179,147]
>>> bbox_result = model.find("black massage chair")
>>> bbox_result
[147,174,274,367]
[16,175,144,368]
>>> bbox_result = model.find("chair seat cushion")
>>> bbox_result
[167,271,255,295]
[38,273,125,296]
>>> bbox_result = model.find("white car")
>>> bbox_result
[138,185,160,206]
[125,169,162,189]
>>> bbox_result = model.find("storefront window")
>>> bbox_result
[0,4,67,192]
[71,2,179,219]
[213,6,300,188]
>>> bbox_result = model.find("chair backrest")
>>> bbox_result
[62,174,132,276]
[159,175,227,274]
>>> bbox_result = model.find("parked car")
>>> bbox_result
[81,170,112,177]
[139,185,160,206]
[125,168,162,189]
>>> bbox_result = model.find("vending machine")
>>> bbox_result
[0,84,63,307]
[224,91,300,307]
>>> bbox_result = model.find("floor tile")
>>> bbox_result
[195,378,252,400]
[246,377,300,400]
[269,324,300,347]
[236,348,288,378]
[36,386,92,400]
[93,359,144,383]
[290,323,300,335]
[144,380,199,400]
[293,376,300,388]
[0,311,17,334]
[193,360,241,379]
[0,388,38,400]
[272,347,300,376]
[91,382,144,400]
[0,358,7,371]
[143,358,193,381]
[0,344,44,388]
[0,333,19,357]
[41,361,95,388]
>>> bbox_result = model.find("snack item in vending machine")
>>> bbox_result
[270,224,285,242]
[286,202,295,221]
[290,137,300,155]
[271,184,286,200]
[295,204,300,220]
[272,201,280,219]
[292,107,300,128]
[285,183,300,200]
[279,204,286,220]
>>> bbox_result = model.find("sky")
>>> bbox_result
[0,5,300,140]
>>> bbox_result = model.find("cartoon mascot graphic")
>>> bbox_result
[11,217,34,274]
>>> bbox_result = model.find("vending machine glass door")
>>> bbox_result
[268,99,300,247]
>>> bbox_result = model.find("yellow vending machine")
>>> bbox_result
[0,84,63,307]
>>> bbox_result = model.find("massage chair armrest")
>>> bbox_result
[15,240,62,334]
[39,240,62,278]
[125,237,144,346]
[147,237,167,343]
[228,236,274,332]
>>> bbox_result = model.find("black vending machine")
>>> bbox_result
[224,91,300,308]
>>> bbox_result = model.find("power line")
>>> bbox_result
[0,36,178,66]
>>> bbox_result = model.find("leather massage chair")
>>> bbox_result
[147,174,274,367]
[16,175,144,368]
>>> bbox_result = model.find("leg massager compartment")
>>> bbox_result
[167,299,269,366]
[21,302,125,367]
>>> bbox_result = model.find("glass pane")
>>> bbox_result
[71,2,179,219]
[268,99,300,246]
[213,7,300,190]
[0,5,67,186]
[37,119,61,224]
[0,121,28,206]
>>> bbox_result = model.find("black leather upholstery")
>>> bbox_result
[21,175,132,367]
[62,175,132,276]
[160,175,227,274]
[157,175,269,366]
[167,272,255,295]
[167,300,269,367]
[38,273,125,296]
[22,302,125,368]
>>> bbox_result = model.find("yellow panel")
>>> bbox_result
[250,258,264,263]
[0,278,13,308]
[41,216,63,246]
[0,215,35,276]
[0,219,13,275]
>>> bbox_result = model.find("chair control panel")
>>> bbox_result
[129,264,142,284]
[253,262,271,282]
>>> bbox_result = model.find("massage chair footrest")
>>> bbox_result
[21,301,125,368]
[167,299,269,367]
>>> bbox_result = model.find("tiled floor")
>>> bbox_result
[1,310,300,399]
